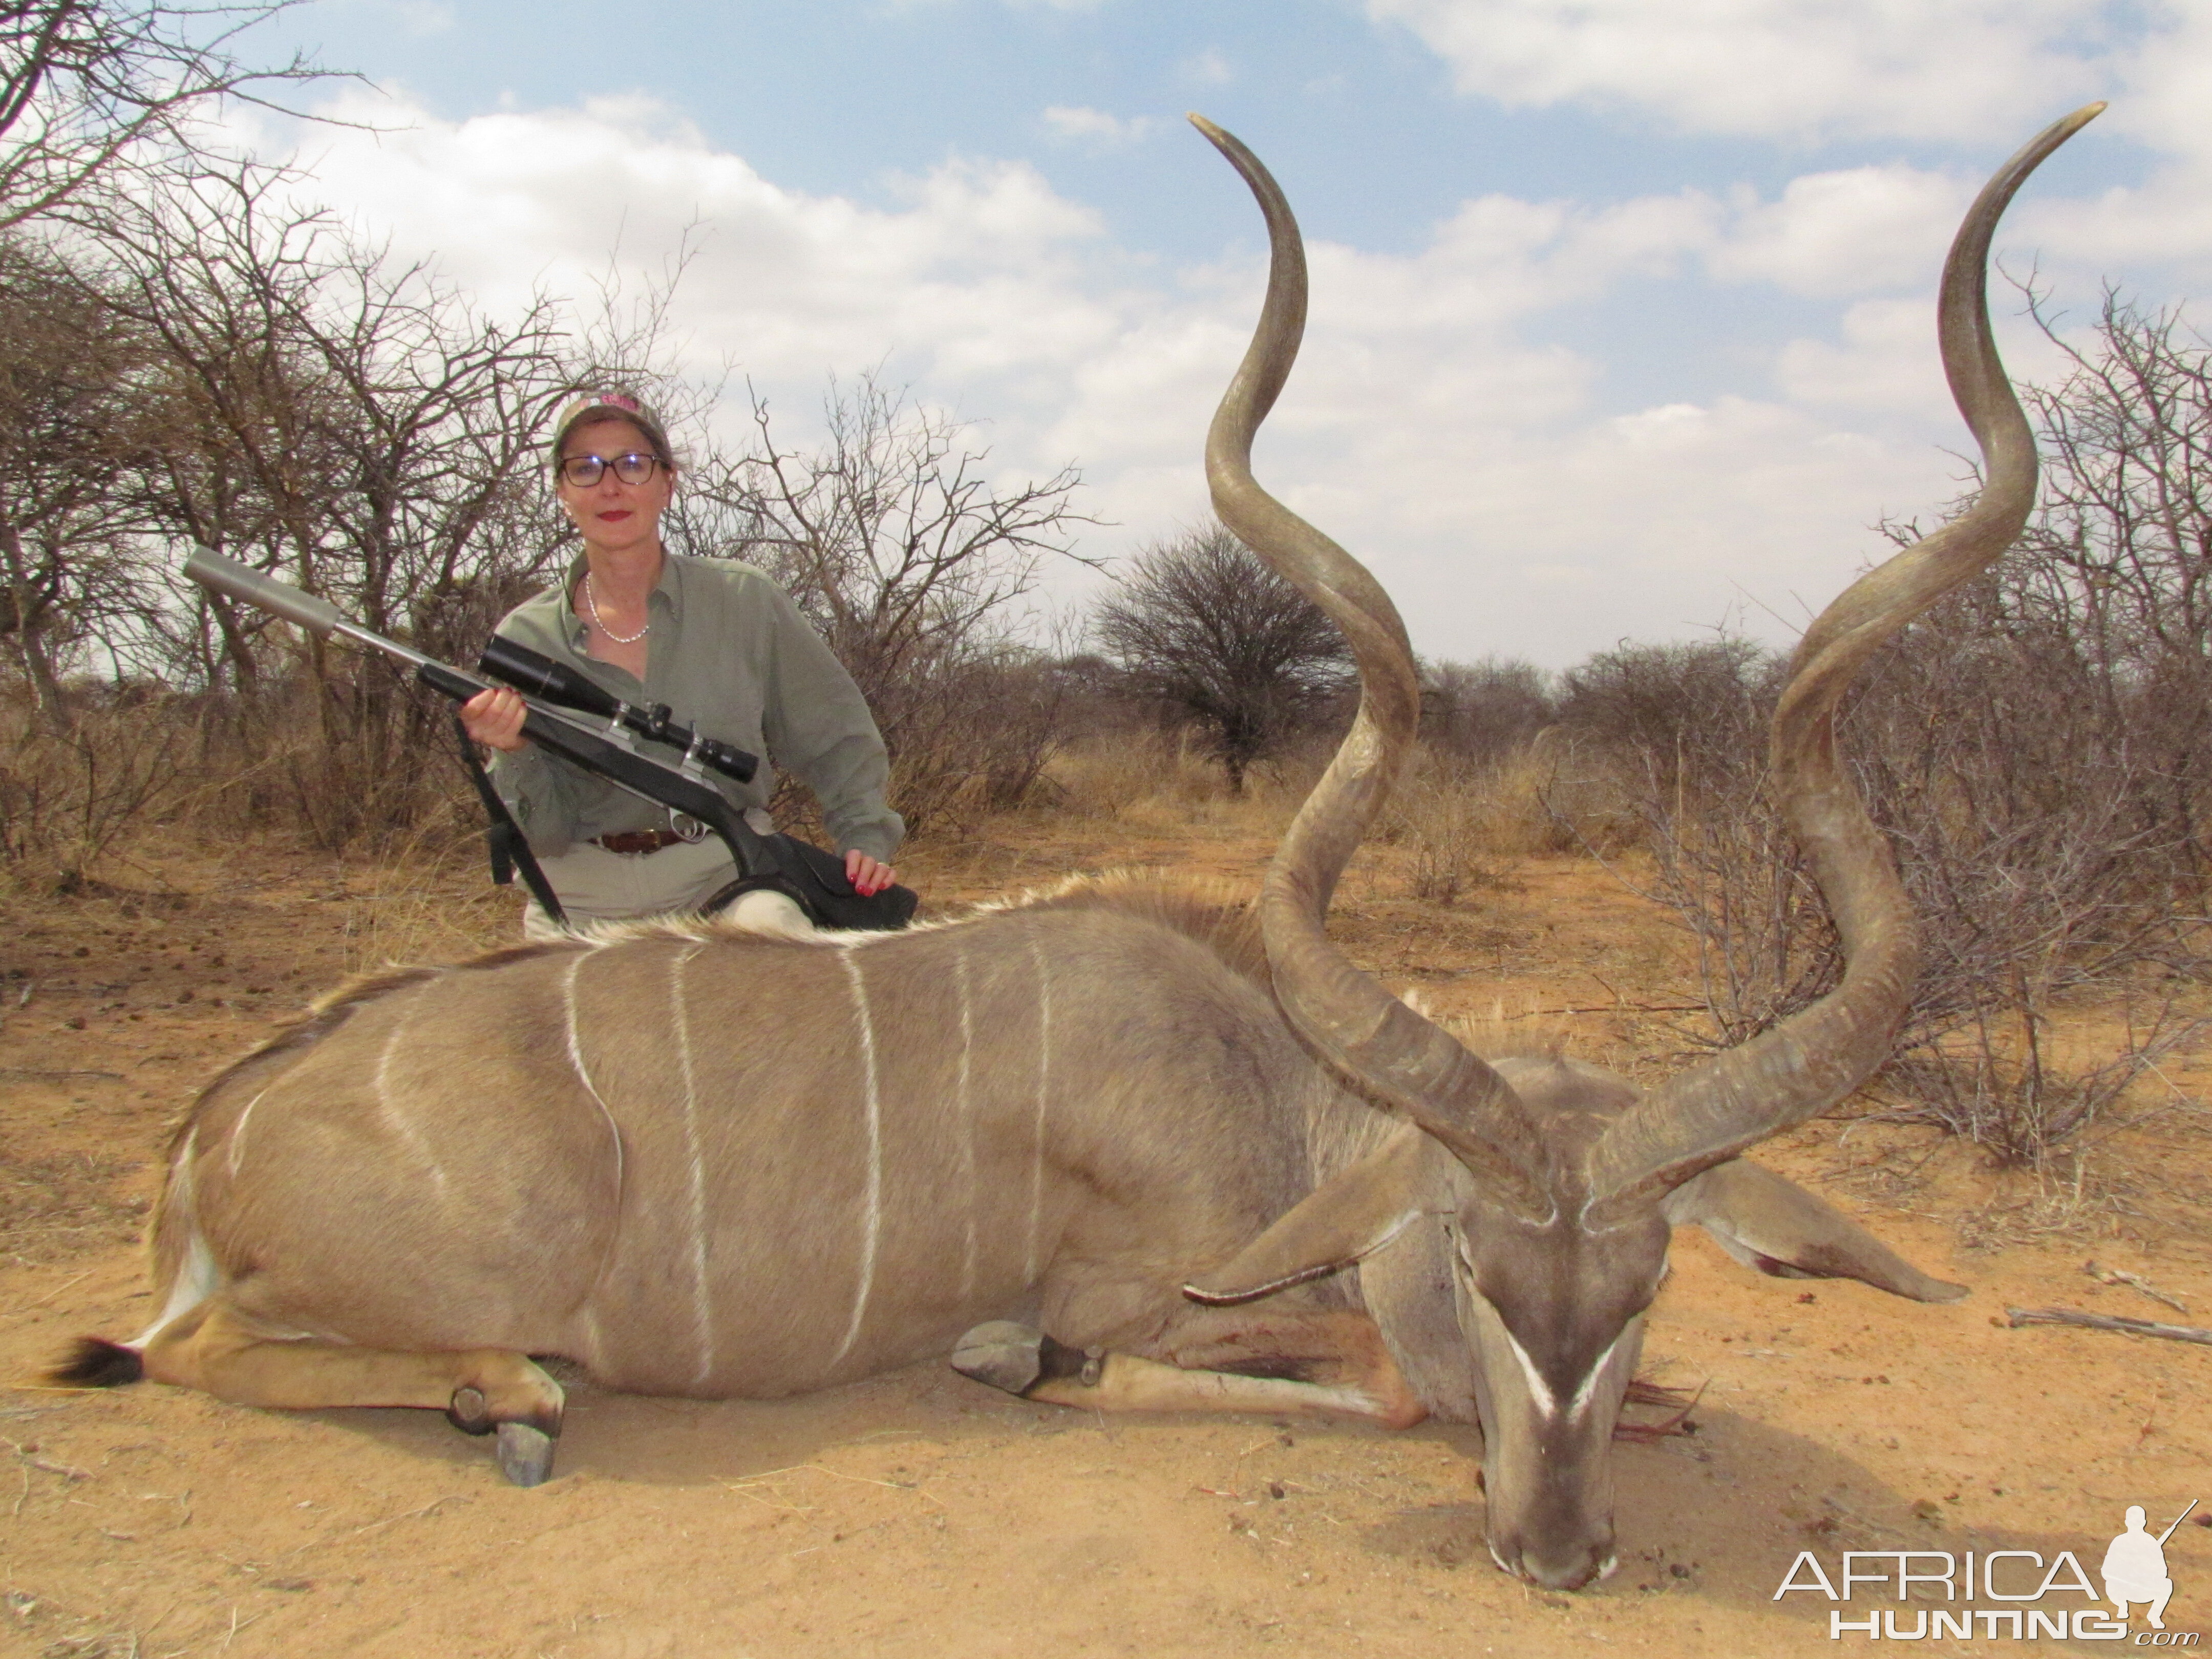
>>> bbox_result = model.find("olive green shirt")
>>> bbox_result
[487,554,903,862]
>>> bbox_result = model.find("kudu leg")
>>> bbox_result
[140,1297,567,1486]
[953,1308,1425,1429]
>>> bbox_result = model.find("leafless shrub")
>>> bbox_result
[1628,759,1839,1049]
[1045,728,1231,823]
[1092,521,1352,794]
[92,162,580,844]
[1564,295,2212,1164]
[1420,655,1555,765]
[1379,748,1497,904]
[800,645,1075,837]
[0,682,189,888]
[1872,1004,2199,1168]
[1558,636,1778,806]
[1581,624,2204,1163]
[0,235,162,729]
[1522,731,1649,858]
[677,373,1093,836]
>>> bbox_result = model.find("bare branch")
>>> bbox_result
[0,0,343,231]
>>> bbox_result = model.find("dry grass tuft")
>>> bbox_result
[1,1145,145,1264]
[336,827,518,973]
[1379,754,1497,905]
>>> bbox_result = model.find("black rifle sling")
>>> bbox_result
[451,713,568,929]
[699,836,918,932]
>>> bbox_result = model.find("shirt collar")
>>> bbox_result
[561,550,678,644]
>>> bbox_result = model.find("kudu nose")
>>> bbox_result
[1496,1536,1618,1592]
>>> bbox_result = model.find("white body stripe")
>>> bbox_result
[953,944,977,1303]
[830,948,883,1367]
[373,1009,446,1195]
[670,945,715,1388]
[226,1088,268,1179]
[562,952,625,1208]
[126,1229,218,1348]
[1024,937,1052,1284]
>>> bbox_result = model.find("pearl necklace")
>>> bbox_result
[582,572,650,644]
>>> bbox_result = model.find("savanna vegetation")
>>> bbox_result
[6,0,2211,1194]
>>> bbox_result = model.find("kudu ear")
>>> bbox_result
[1184,1125,1445,1305]
[1662,1158,1967,1304]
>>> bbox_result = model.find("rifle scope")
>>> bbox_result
[478,636,758,785]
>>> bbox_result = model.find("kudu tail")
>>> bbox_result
[45,1336,145,1388]
[42,1183,215,1388]
[43,1094,224,1389]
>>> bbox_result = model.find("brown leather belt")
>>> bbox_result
[592,827,691,856]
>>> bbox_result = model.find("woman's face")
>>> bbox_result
[556,417,674,559]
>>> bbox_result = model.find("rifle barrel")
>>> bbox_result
[2157,1498,2198,1544]
[184,549,345,636]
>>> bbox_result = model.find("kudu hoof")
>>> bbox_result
[445,1386,494,1436]
[951,1322,1097,1397]
[952,1322,1045,1394]
[496,1422,558,1487]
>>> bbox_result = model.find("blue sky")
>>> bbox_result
[233,0,2206,664]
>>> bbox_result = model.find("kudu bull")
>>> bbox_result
[52,107,2099,1590]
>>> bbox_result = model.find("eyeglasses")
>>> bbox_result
[559,452,662,488]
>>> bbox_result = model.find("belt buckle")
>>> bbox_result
[668,812,710,844]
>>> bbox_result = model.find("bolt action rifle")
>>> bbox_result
[183,549,915,931]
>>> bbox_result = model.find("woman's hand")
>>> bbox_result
[845,850,898,897]
[461,687,530,752]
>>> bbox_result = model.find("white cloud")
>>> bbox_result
[1365,0,2137,144]
[392,1,455,35]
[1775,300,1941,413]
[277,87,1108,374]
[1776,294,2086,427]
[1179,48,1233,86]
[1709,166,1970,297]
[1041,105,1157,148]
[1362,4,2212,313]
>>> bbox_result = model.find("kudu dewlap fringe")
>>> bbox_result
[1189,114,1558,1222]
[1187,105,2104,1223]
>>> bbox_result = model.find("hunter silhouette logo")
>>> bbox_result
[2105,1502,2195,1632]
[1776,1497,2202,1642]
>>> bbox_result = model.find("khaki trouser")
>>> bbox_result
[519,813,811,941]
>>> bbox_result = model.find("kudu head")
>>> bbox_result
[1181,105,2103,1591]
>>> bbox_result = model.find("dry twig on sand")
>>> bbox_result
[2005,1306,2212,1346]
[2084,1258,2188,1313]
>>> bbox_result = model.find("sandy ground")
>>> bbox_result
[3,819,2210,1658]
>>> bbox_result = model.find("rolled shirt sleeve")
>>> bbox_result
[756,579,903,862]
